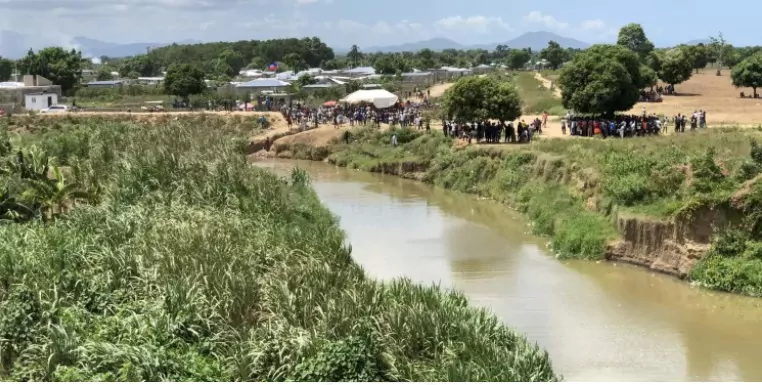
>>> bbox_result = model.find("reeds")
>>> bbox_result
[0,116,558,381]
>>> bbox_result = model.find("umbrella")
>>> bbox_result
[323,100,337,107]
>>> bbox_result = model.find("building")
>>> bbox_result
[472,64,493,74]
[24,92,59,111]
[234,78,291,95]
[0,75,62,113]
[86,80,124,88]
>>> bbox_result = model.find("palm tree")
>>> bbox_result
[349,45,362,68]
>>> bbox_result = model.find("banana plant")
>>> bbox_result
[20,166,91,221]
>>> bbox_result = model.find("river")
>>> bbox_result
[257,159,762,382]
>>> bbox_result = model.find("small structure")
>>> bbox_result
[0,75,62,114]
[341,66,376,78]
[235,78,290,93]
[86,80,123,88]
[340,89,399,109]
[472,64,492,74]
[24,92,58,111]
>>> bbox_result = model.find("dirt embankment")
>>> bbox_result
[605,207,740,278]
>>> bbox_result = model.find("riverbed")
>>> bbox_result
[257,159,762,382]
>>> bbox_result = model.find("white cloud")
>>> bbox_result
[435,15,511,34]
[522,11,569,30]
[581,19,605,31]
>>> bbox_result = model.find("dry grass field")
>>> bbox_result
[627,71,761,125]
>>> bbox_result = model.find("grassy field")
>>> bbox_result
[0,115,558,381]
[512,72,565,116]
[273,125,762,297]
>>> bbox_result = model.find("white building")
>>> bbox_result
[24,92,58,111]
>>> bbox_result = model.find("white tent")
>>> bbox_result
[340,89,399,109]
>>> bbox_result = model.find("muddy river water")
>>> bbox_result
[257,159,762,381]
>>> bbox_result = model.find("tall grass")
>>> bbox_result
[0,117,558,381]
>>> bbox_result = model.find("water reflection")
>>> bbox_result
[256,159,762,381]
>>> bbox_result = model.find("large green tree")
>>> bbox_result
[16,47,84,94]
[96,67,114,81]
[163,64,206,100]
[441,76,522,123]
[557,44,642,115]
[540,41,566,70]
[688,44,709,73]
[616,23,655,59]
[507,49,531,70]
[731,52,762,97]
[657,47,694,88]
[0,57,13,81]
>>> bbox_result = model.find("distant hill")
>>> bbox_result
[685,38,711,46]
[502,31,590,51]
[352,31,590,53]
[0,31,201,59]
[72,37,202,58]
[360,38,466,53]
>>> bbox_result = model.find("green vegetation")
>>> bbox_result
[0,115,558,381]
[513,72,565,115]
[731,52,762,97]
[441,75,522,123]
[274,124,762,297]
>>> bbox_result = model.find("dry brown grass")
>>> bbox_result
[626,71,762,125]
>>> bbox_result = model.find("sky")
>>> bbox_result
[0,0,757,50]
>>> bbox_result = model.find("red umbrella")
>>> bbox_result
[323,100,337,107]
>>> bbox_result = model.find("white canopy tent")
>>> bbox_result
[340,89,399,109]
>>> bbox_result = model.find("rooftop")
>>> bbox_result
[87,80,123,86]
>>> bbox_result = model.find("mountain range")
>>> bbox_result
[0,30,201,59]
[360,31,592,53]
[0,29,711,60]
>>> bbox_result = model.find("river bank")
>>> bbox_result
[258,158,762,381]
[0,115,557,381]
[265,125,762,297]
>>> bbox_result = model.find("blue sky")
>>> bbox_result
[0,0,757,49]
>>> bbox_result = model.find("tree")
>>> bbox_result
[658,47,694,89]
[163,64,206,100]
[15,47,84,94]
[348,45,363,68]
[417,48,436,69]
[688,44,709,73]
[557,44,641,116]
[616,23,655,59]
[217,49,245,77]
[539,41,566,70]
[507,49,531,70]
[731,53,762,97]
[96,67,114,81]
[709,32,727,75]
[441,76,522,123]
[373,54,411,75]
[0,57,13,81]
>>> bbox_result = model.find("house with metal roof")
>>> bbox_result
[235,79,291,93]
[86,80,124,88]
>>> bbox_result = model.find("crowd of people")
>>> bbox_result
[279,99,430,131]
[441,117,545,144]
[562,109,708,138]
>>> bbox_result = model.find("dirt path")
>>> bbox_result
[534,72,562,98]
